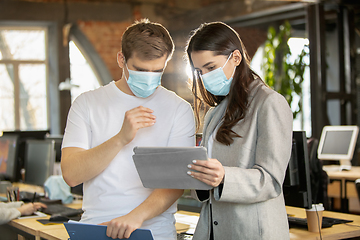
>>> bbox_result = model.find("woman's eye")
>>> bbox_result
[208,66,215,71]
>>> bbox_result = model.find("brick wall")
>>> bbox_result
[77,20,132,81]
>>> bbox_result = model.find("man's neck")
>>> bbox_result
[115,76,135,96]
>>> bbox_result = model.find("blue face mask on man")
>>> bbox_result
[201,52,236,96]
[124,64,163,98]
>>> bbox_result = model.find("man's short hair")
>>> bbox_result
[121,19,175,62]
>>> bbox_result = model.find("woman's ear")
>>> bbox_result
[232,49,242,66]
[117,52,125,68]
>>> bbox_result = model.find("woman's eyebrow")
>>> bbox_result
[202,61,215,68]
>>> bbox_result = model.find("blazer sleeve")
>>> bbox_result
[0,202,23,225]
[214,92,293,203]
[191,107,216,202]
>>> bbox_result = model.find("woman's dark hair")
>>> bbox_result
[185,21,261,146]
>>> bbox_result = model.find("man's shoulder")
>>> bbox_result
[74,82,114,102]
[156,86,191,105]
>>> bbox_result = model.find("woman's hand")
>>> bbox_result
[187,158,225,187]
[17,202,47,216]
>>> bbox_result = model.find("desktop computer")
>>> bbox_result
[0,135,19,182]
[24,139,56,186]
[318,125,359,171]
[283,131,312,209]
[2,130,50,181]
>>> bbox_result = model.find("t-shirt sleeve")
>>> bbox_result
[62,94,92,150]
[167,101,195,147]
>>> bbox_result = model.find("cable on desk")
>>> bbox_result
[315,205,323,240]
[344,223,360,228]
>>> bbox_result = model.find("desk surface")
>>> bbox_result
[287,206,360,240]
[323,165,360,181]
[7,183,360,240]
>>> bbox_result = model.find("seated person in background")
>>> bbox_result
[0,202,46,224]
[61,19,195,240]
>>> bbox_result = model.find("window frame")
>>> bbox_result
[0,25,49,131]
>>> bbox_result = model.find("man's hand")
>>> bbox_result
[118,106,156,146]
[99,212,144,239]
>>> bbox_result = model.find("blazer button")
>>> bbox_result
[214,221,218,225]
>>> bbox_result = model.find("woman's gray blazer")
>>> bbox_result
[192,79,293,240]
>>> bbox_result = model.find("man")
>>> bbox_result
[61,19,195,240]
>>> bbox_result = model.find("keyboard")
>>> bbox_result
[40,204,83,217]
[288,216,353,229]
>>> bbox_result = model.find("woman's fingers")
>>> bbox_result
[187,159,225,187]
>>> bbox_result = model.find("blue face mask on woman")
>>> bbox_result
[201,52,236,96]
[125,64,163,98]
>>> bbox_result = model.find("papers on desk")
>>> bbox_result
[18,211,47,219]
[175,213,199,235]
[64,221,154,240]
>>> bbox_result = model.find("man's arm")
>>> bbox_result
[100,189,184,239]
[61,106,156,187]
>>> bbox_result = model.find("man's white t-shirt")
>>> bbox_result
[62,81,195,239]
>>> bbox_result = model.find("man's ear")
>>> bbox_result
[233,49,242,67]
[117,52,125,68]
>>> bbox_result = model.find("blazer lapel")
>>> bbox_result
[202,98,228,149]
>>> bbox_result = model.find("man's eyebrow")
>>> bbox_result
[133,64,163,72]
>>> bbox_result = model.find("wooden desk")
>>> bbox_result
[38,225,69,240]
[6,182,360,240]
[35,219,193,240]
[8,200,82,240]
[287,206,360,240]
[12,182,46,195]
[324,165,360,212]
[8,206,360,240]
[5,183,81,240]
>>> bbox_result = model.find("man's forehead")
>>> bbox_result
[127,52,168,71]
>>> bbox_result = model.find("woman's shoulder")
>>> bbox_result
[250,79,288,105]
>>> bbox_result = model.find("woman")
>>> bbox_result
[185,22,293,240]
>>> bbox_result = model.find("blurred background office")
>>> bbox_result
[0,0,359,213]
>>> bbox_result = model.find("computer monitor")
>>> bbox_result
[283,131,313,209]
[1,130,50,181]
[24,139,55,186]
[0,135,19,181]
[71,183,83,196]
[2,130,50,140]
[317,125,359,171]
[45,135,63,163]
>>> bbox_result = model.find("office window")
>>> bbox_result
[287,38,311,136]
[69,40,101,103]
[0,28,48,131]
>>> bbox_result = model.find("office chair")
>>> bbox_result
[307,137,330,209]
